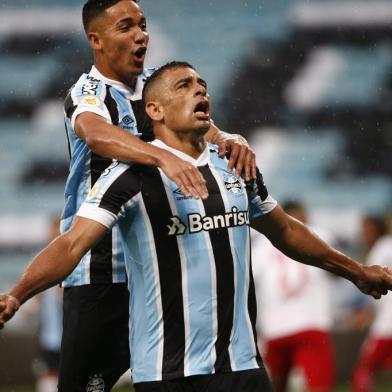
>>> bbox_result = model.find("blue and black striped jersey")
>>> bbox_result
[77,140,277,383]
[61,66,155,287]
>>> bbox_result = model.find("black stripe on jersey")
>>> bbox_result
[199,165,235,372]
[64,90,76,158]
[105,86,119,126]
[141,168,185,379]
[248,239,263,366]
[64,89,77,120]
[98,167,141,215]
[131,99,154,142]
[246,167,269,201]
[89,86,120,284]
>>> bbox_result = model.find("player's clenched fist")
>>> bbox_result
[355,265,392,299]
[0,294,20,329]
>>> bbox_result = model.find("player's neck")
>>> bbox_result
[156,132,206,160]
[94,61,137,88]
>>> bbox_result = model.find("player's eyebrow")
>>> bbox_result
[174,76,192,87]
[116,15,146,27]
[197,78,207,88]
[116,17,134,27]
[174,76,208,89]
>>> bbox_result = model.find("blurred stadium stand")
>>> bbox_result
[0,0,392,388]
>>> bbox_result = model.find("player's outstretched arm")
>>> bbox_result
[251,205,392,299]
[0,217,107,329]
[206,122,256,181]
[76,113,208,200]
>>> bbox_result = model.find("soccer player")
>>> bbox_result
[1,62,392,392]
[60,0,255,390]
[252,201,336,392]
[351,216,392,392]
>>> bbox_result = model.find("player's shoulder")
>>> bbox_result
[69,69,107,101]
[88,161,141,200]
[139,67,158,86]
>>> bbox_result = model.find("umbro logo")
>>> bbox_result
[167,217,186,235]
[121,115,134,125]
[120,115,135,130]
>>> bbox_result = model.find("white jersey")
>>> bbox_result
[252,227,333,340]
[367,235,392,337]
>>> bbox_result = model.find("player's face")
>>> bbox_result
[162,67,211,135]
[95,0,149,82]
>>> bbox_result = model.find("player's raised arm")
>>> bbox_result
[251,205,392,299]
[75,112,208,200]
[0,217,107,329]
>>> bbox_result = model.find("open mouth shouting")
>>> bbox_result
[193,100,210,120]
[133,46,147,64]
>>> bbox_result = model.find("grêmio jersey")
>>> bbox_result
[61,65,155,287]
[77,140,277,383]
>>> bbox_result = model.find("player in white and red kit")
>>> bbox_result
[351,216,392,392]
[252,200,336,392]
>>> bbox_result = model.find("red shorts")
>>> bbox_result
[263,330,335,390]
[356,337,392,370]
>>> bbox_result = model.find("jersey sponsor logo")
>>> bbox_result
[86,375,105,392]
[167,207,249,235]
[223,173,243,196]
[80,95,101,107]
[167,216,186,235]
[82,75,100,96]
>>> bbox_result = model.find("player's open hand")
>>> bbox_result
[0,294,20,330]
[158,150,208,200]
[216,133,256,181]
[355,265,392,299]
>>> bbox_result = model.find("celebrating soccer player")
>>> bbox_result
[2,62,392,392]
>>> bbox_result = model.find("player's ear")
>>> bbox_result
[145,101,164,121]
[87,31,102,51]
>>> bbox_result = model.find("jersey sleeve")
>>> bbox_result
[246,167,277,220]
[64,74,112,129]
[77,162,141,229]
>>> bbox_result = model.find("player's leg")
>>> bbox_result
[351,338,392,392]
[293,330,336,392]
[58,283,130,392]
[263,336,292,392]
[380,340,392,370]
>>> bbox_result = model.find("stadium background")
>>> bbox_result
[0,0,392,390]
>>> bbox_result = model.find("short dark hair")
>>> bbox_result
[82,0,139,32]
[142,61,195,103]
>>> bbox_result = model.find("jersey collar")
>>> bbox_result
[89,65,144,100]
[151,139,210,167]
